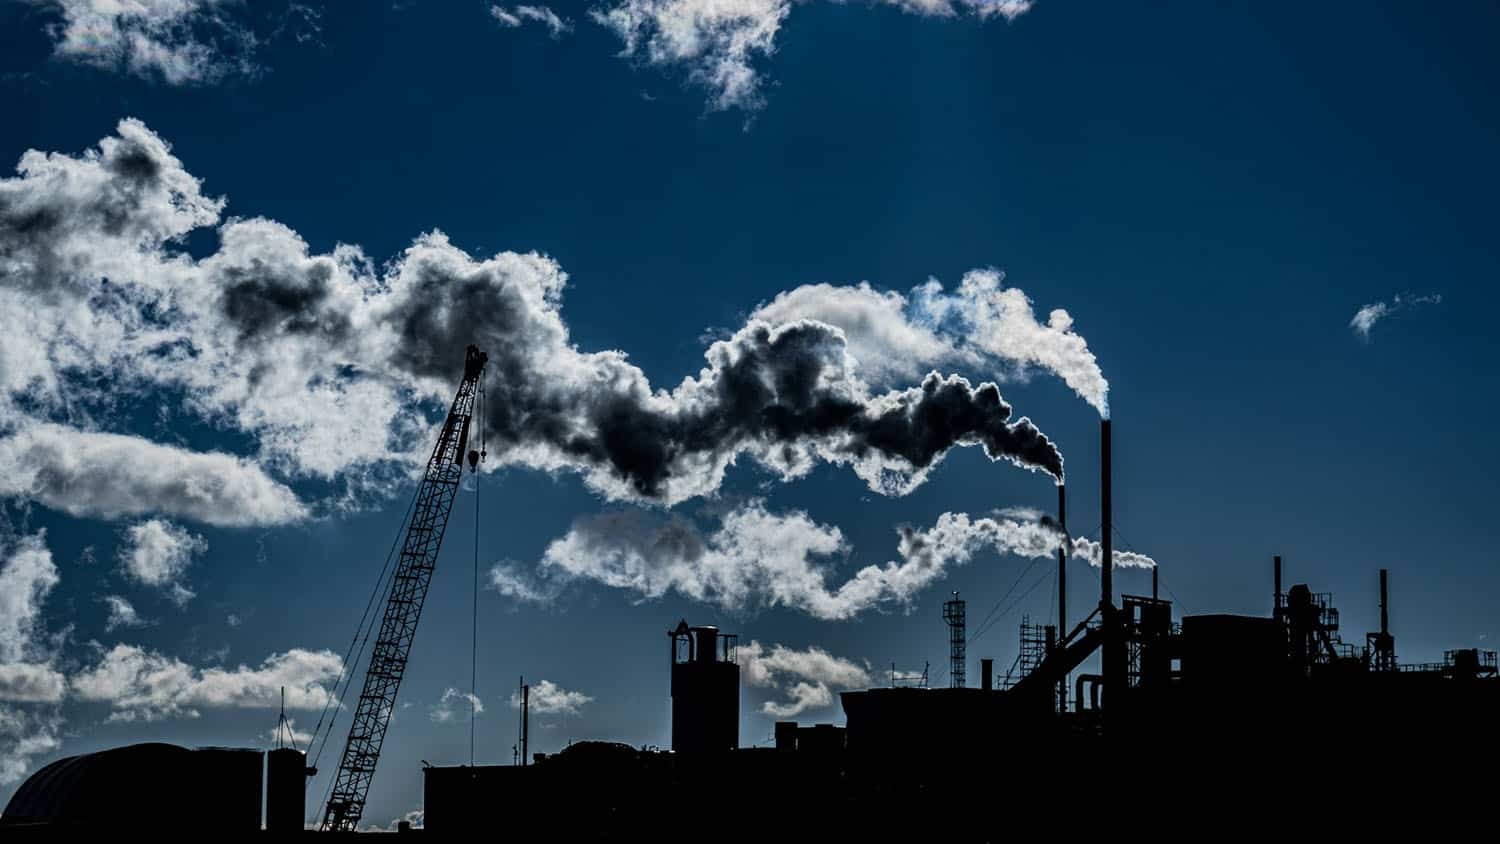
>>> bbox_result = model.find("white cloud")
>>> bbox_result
[361,809,425,833]
[510,679,591,716]
[71,643,342,722]
[592,0,791,112]
[0,532,64,783]
[884,0,1033,20]
[592,1,1035,112]
[503,502,1153,620]
[1350,293,1442,341]
[44,0,258,85]
[0,424,308,527]
[0,664,67,704]
[738,640,869,718]
[753,269,1110,415]
[117,518,205,605]
[492,5,572,37]
[0,532,58,665]
[429,687,483,723]
[225,613,241,627]
[102,595,146,632]
[0,706,61,786]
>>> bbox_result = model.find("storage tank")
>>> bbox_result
[1,743,263,831]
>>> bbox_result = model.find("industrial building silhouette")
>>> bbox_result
[5,420,1497,835]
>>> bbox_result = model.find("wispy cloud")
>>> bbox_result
[1350,293,1442,341]
[429,687,483,723]
[42,0,259,85]
[102,595,146,632]
[490,5,572,37]
[591,1,1035,113]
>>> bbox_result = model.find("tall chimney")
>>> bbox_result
[1100,418,1126,708]
[1057,483,1068,712]
[1100,419,1112,609]
[1057,484,1067,635]
[1379,568,1389,636]
[1273,555,1282,618]
[980,658,994,692]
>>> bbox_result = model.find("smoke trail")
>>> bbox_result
[491,502,1154,620]
[753,269,1110,417]
[1350,292,1442,341]
[0,119,1064,510]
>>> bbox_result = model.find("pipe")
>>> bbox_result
[521,682,529,766]
[980,658,994,692]
[1379,568,1389,636]
[1076,674,1103,712]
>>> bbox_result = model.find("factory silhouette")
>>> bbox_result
[4,348,1496,836]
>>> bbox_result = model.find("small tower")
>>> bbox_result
[943,592,967,689]
[669,620,739,753]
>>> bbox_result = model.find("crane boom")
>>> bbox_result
[321,344,488,832]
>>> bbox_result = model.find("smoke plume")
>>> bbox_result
[492,501,1154,620]
[752,269,1110,417]
[0,119,1062,514]
[1349,292,1442,341]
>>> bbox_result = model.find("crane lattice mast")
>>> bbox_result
[321,344,488,832]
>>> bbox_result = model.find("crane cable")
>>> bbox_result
[469,381,485,767]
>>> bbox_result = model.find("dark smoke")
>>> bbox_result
[2,119,1064,505]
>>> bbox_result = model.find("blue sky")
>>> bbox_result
[2,0,1498,828]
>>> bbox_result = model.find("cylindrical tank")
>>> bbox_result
[265,748,308,833]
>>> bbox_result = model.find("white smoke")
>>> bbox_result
[0,119,1062,521]
[1350,292,1441,341]
[494,501,1153,620]
[753,269,1110,416]
[739,640,871,718]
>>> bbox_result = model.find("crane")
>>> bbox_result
[320,344,488,832]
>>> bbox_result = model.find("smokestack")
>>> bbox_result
[1274,555,1282,618]
[1100,419,1112,609]
[1057,483,1068,711]
[1057,484,1067,634]
[521,680,530,767]
[1379,568,1389,636]
[980,658,994,691]
[1152,565,1158,601]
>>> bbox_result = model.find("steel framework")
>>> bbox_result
[943,593,966,689]
[321,345,488,832]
